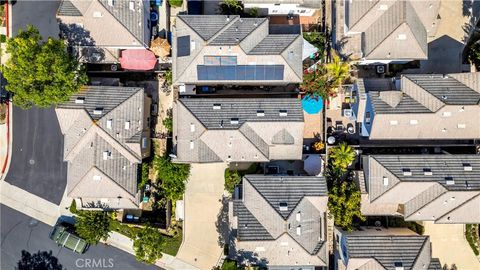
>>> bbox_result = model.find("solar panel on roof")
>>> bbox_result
[177,35,190,57]
[197,65,284,81]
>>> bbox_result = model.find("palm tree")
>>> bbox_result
[329,143,356,171]
[325,51,350,89]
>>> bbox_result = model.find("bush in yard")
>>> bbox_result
[329,143,356,172]
[75,210,112,244]
[328,181,364,231]
[225,170,241,194]
[168,0,183,7]
[3,25,87,109]
[219,0,244,15]
[154,154,190,201]
[133,226,165,264]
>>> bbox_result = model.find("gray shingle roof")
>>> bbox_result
[403,74,480,105]
[98,0,147,45]
[369,91,432,114]
[233,200,274,241]
[210,18,267,45]
[58,0,82,16]
[179,98,304,130]
[346,0,379,29]
[370,155,480,191]
[248,35,299,55]
[245,175,328,219]
[59,86,142,121]
[428,258,442,270]
[178,15,233,41]
[346,235,428,270]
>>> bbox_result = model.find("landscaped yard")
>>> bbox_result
[465,224,480,256]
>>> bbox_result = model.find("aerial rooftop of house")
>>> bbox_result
[361,155,480,223]
[172,98,304,163]
[56,86,150,209]
[172,15,303,85]
[354,72,480,140]
[339,0,440,62]
[57,0,150,62]
[232,175,328,267]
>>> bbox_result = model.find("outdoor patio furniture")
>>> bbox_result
[347,123,355,134]
[336,121,344,132]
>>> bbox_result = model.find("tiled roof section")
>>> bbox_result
[347,0,380,29]
[239,124,269,159]
[248,35,298,54]
[245,175,328,219]
[58,0,82,16]
[428,258,442,270]
[403,74,480,105]
[369,91,432,114]
[179,98,303,130]
[98,0,146,44]
[233,200,274,241]
[177,15,233,41]
[347,235,428,270]
[59,86,142,121]
[211,18,266,45]
[370,155,480,191]
[362,0,426,58]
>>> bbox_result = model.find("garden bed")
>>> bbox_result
[465,224,480,256]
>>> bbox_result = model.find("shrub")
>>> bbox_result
[133,226,165,264]
[168,0,183,7]
[465,224,480,256]
[154,154,190,201]
[225,170,241,194]
[328,181,364,231]
[75,211,112,244]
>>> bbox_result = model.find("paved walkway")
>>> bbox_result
[424,222,480,270]
[176,163,228,270]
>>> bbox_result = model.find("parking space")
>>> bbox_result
[0,204,161,270]
[10,0,60,39]
[5,106,67,205]
[176,162,228,270]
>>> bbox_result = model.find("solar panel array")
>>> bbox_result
[177,35,190,57]
[197,65,284,80]
[204,56,237,66]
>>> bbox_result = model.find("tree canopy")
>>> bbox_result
[75,210,112,244]
[329,143,356,172]
[224,170,241,194]
[133,226,165,264]
[219,0,244,15]
[154,154,190,201]
[3,25,87,109]
[328,181,364,231]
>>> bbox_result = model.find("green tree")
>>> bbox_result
[325,52,350,89]
[133,226,165,264]
[328,181,364,231]
[224,170,241,194]
[303,32,326,52]
[168,0,183,8]
[300,65,331,98]
[329,143,356,172]
[219,0,244,15]
[154,155,190,201]
[468,39,480,70]
[3,25,87,109]
[75,211,112,244]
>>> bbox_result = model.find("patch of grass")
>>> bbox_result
[0,103,7,125]
[162,228,182,256]
[69,199,79,214]
[110,219,142,239]
[466,224,480,256]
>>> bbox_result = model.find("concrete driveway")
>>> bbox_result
[0,204,161,270]
[424,222,480,270]
[5,106,67,205]
[10,0,60,39]
[176,163,228,270]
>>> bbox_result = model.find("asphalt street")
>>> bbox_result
[1,204,161,270]
[5,106,67,205]
[10,0,61,39]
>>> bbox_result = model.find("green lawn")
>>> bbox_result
[162,229,182,256]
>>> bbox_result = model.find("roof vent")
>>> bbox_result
[129,1,135,11]
[102,151,111,160]
[383,176,389,186]
[445,177,455,185]
[124,121,130,130]
[441,95,448,100]
[463,163,472,171]
[226,15,230,22]
[279,110,288,117]
[75,97,85,104]
[93,108,103,115]
[394,262,404,270]
[423,168,432,176]
[230,118,239,125]
[93,175,102,181]
[256,110,265,117]
[107,119,113,129]
[402,168,412,176]
[108,0,114,6]
[190,141,194,150]
[296,211,301,222]
[279,202,288,211]
[219,120,224,128]
[213,103,221,110]
[442,74,449,79]
[296,225,302,236]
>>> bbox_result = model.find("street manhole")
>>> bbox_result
[29,159,35,165]
[28,219,39,228]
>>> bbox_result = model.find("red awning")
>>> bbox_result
[119,49,157,70]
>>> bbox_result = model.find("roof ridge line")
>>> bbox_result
[403,183,448,219]
[401,75,445,111]
[206,16,241,44]
[349,0,383,30]
[410,236,429,269]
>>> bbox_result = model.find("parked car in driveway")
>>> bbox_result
[49,222,88,254]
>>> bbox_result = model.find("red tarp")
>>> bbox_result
[119,49,157,70]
